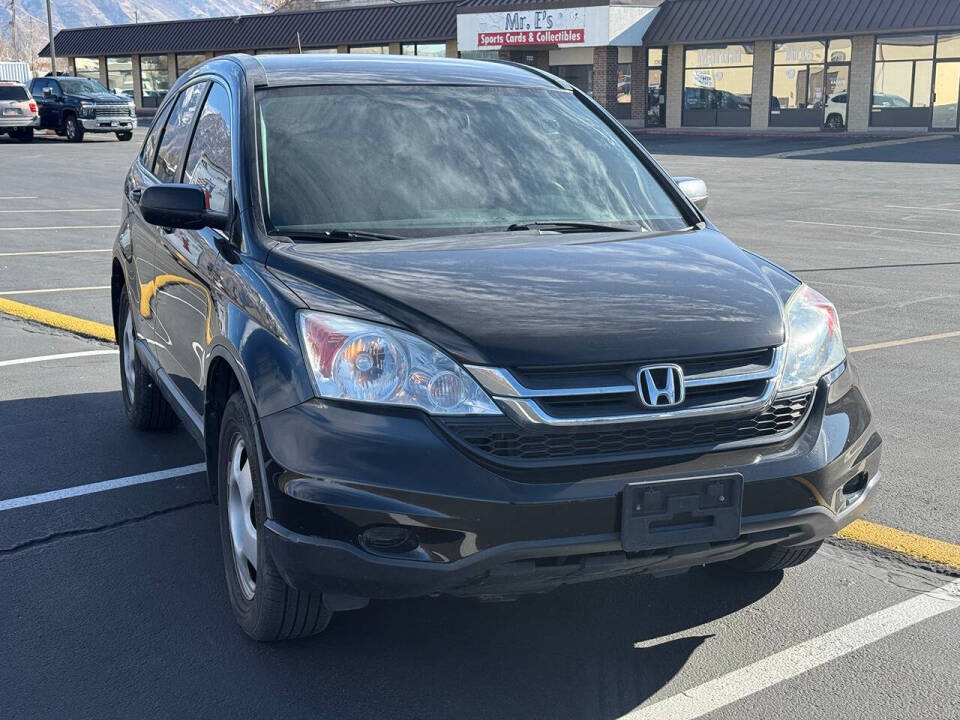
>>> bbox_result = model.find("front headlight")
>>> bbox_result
[781,284,846,391]
[79,102,96,118]
[298,311,501,415]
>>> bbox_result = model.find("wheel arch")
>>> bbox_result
[111,257,126,344]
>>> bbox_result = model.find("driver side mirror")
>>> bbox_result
[139,184,230,232]
[42,87,52,97]
[673,176,709,212]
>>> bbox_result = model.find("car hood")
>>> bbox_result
[69,92,128,103]
[267,228,788,367]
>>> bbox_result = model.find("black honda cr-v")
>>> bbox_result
[112,54,881,641]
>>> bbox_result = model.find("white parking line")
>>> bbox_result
[786,220,960,238]
[0,196,39,200]
[848,330,960,353]
[0,208,115,214]
[0,225,119,231]
[0,249,111,257]
[0,286,111,296]
[0,464,207,512]
[886,205,960,213]
[0,350,118,368]
[620,578,960,720]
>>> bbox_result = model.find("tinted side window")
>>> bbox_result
[140,102,174,171]
[31,79,49,96]
[153,81,208,183]
[183,83,232,213]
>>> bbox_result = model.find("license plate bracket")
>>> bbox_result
[621,474,743,552]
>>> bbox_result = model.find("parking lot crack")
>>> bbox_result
[0,499,212,557]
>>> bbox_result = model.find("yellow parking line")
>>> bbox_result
[0,297,114,342]
[838,519,960,570]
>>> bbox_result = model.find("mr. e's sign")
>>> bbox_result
[456,4,658,53]
[475,8,586,48]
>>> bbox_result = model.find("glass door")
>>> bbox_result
[931,61,960,130]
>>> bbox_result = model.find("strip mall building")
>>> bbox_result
[41,0,960,132]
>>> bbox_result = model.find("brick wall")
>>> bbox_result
[665,44,683,128]
[592,46,619,112]
[848,35,875,132]
[751,40,772,128]
[630,49,648,123]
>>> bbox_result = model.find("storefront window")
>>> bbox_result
[683,44,754,127]
[873,34,935,127]
[75,58,100,81]
[349,46,389,54]
[401,43,446,57]
[617,63,631,105]
[550,65,593,95]
[176,54,206,76]
[459,50,498,60]
[771,39,850,129]
[937,33,960,59]
[647,48,665,127]
[106,56,134,98]
[304,48,338,54]
[140,55,170,108]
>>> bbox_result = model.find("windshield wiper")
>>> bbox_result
[506,221,646,234]
[282,229,404,243]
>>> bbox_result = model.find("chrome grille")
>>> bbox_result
[95,104,130,118]
[442,392,813,462]
[465,346,785,427]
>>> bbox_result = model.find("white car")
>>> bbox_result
[0,81,40,142]
[825,91,910,128]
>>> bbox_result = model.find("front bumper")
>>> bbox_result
[258,362,881,600]
[80,117,135,132]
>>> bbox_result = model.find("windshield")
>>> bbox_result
[58,78,112,95]
[256,85,690,238]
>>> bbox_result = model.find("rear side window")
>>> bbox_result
[183,83,233,213]
[140,102,174,171]
[0,86,29,101]
[31,79,50,96]
[153,81,209,183]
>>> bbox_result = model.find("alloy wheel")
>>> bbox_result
[122,312,136,405]
[227,434,258,601]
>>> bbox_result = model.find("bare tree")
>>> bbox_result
[2,0,65,74]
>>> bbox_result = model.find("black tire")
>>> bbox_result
[116,131,133,141]
[64,114,84,142]
[825,114,844,129]
[117,291,178,430]
[217,391,332,641]
[726,541,823,573]
[12,128,34,142]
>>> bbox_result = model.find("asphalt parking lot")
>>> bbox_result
[1,128,958,719]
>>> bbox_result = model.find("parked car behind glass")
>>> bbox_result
[113,55,881,641]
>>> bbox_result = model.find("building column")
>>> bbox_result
[630,47,647,123]
[167,52,177,81]
[337,45,349,54]
[847,34,875,132]
[445,40,458,58]
[592,46,619,113]
[99,56,108,87]
[131,54,143,109]
[388,42,402,55]
[750,40,772,129]
[665,44,683,128]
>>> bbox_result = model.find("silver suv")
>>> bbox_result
[0,81,39,142]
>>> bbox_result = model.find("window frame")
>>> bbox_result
[768,37,851,129]
[181,80,235,214]
[682,43,755,127]
[870,32,944,128]
[144,79,212,183]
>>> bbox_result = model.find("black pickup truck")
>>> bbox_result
[29,76,136,142]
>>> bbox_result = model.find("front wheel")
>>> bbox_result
[64,115,84,142]
[825,114,844,129]
[116,131,133,142]
[726,540,823,573]
[217,391,332,641]
[117,291,178,430]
